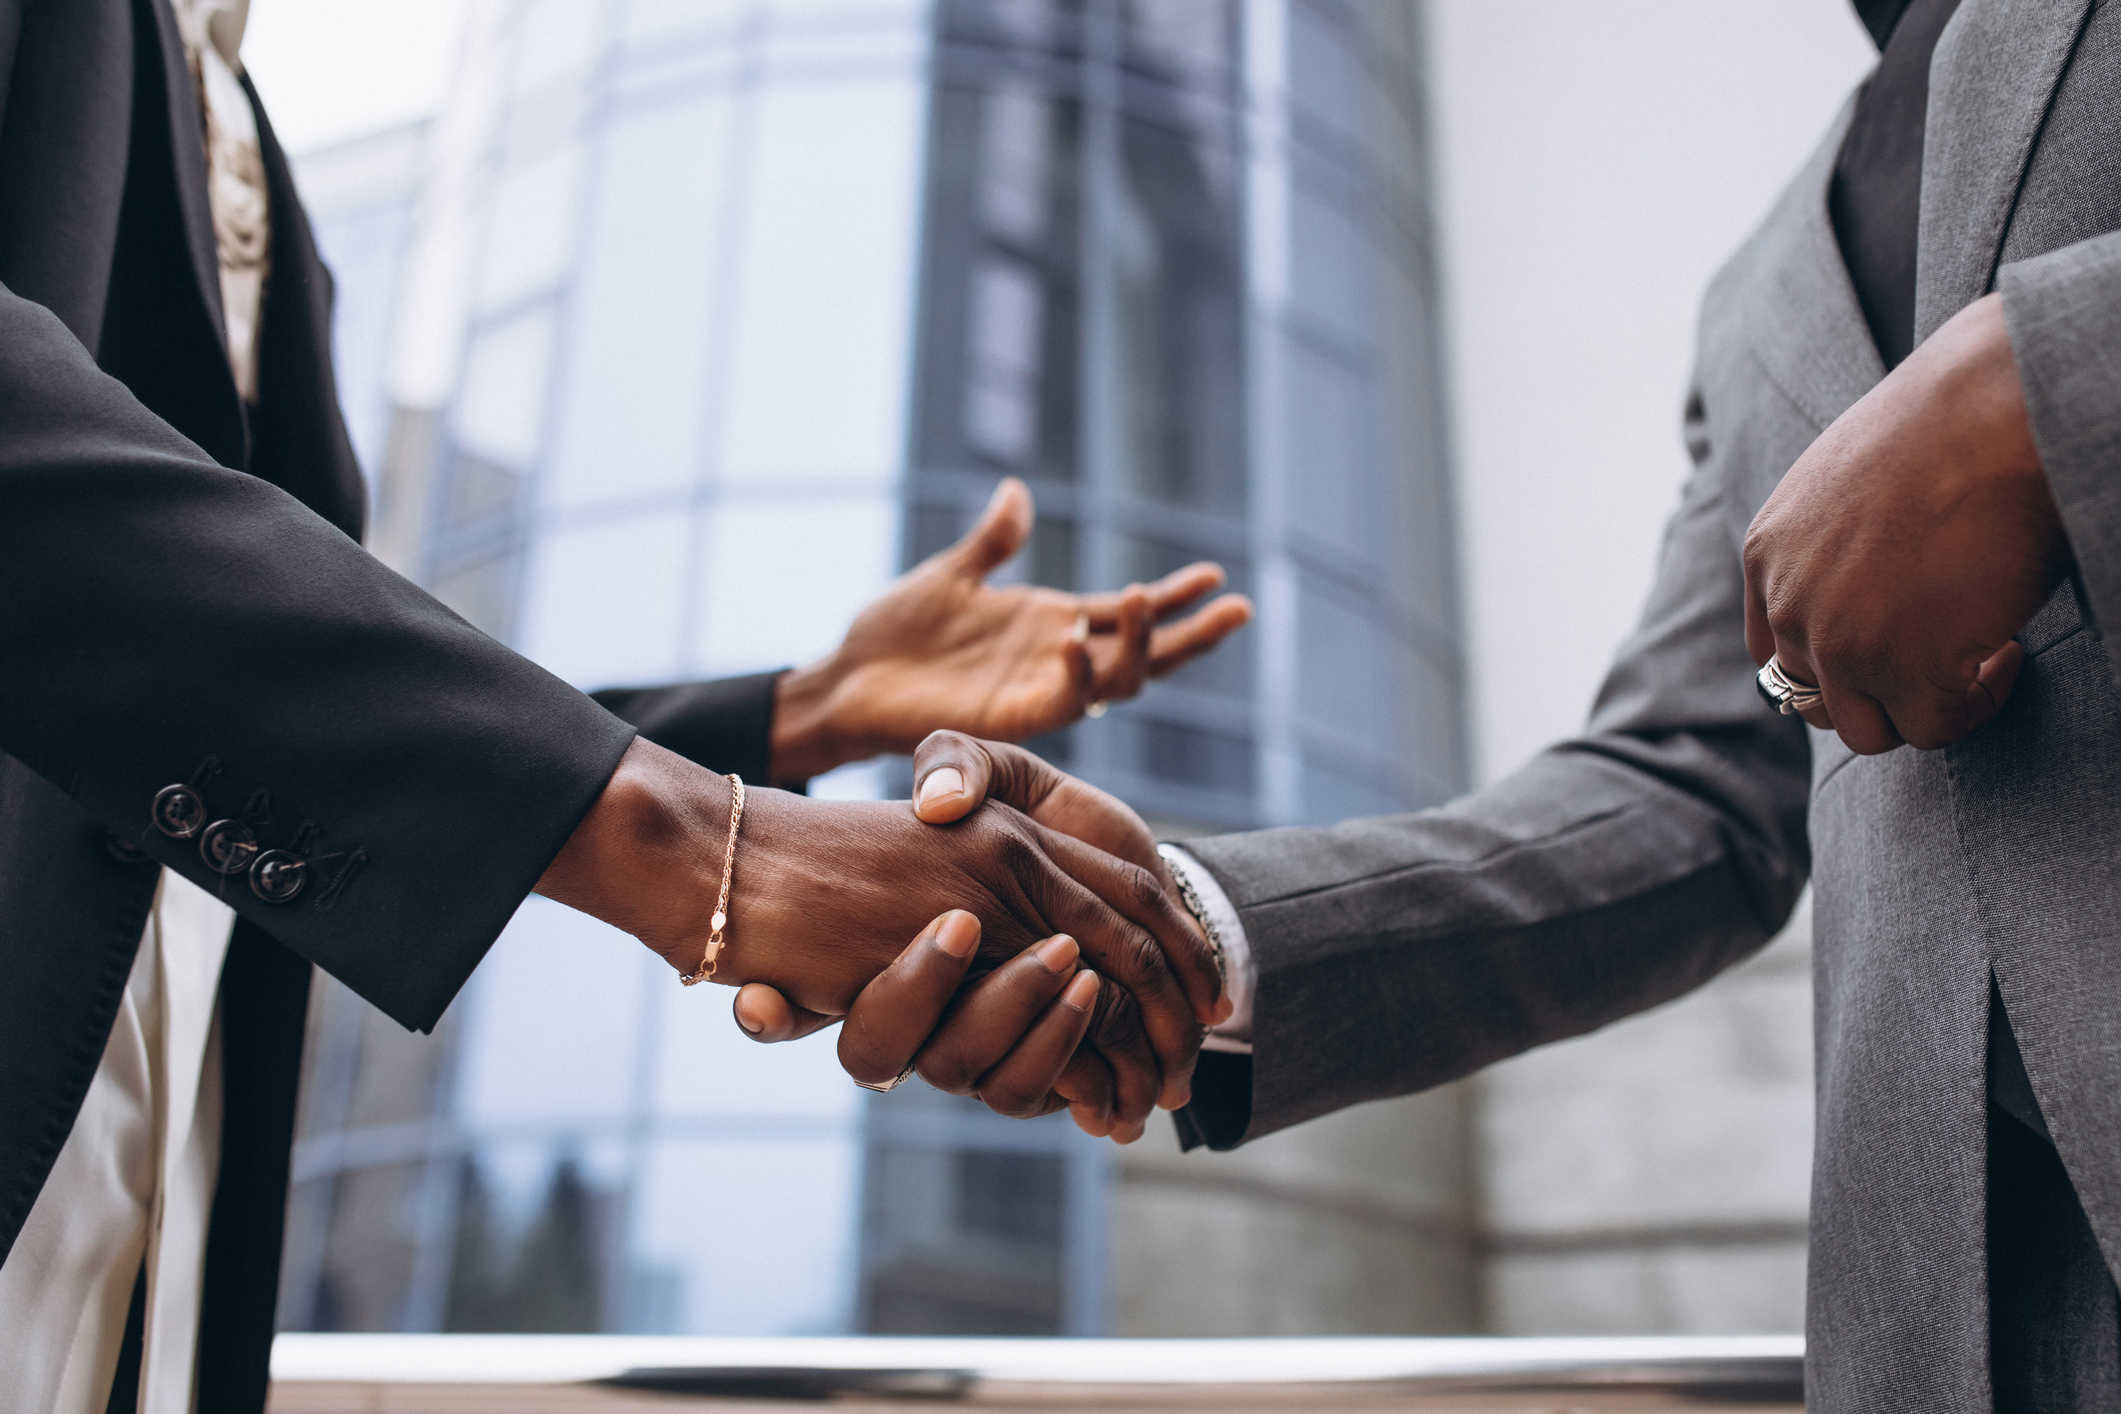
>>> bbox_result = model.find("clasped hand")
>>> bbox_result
[1742,293,2070,753]
[735,732,1195,1143]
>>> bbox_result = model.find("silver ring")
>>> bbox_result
[1756,655,1824,716]
[855,1064,915,1094]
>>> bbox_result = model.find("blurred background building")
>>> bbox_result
[253,0,1874,1340]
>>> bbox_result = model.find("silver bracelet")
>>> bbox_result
[1157,842,1225,973]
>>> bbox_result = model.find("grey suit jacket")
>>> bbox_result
[1181,3,2121,1408]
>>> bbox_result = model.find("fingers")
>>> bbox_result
[976,971,1103,1123]
[1038,822,1226,1029]
[1085,584,1153,703]
[949,477,1034,578]
[1080,979,1163,1138]
[1967,642,2026,729]
[1086,562,1223,624]
[1147,594,1254,675]
[1818,677,1901,754]
[915,934,1081,1094]
[836,911,982,1088]
[733,984,835,1043]
[1054,1047,1116,1138]
[1032,835,1210,1110]
[1867,641,2026,751]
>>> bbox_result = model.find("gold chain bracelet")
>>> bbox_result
[680,773,744,986]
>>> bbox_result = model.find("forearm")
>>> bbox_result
[1179,726,1808,1148]
[535,738,733,971]
[1177,371,1812,1147]
[0,282,637,1031]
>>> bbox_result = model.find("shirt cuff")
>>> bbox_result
[1159,843,1254,1054]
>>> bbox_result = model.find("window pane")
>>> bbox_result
[1283,338,1370,560]
[718,78,924,483]
[625,1137,860,1332]
[1288,178,1370,345]
[518,511,689,683]
[547,99,736,510]
[453,306,557,469]
[692,496,898,674]
[442,1141,630,1332]
[514,0,610,94]
[452,898,654,1129]
[649,985,861,1124]
[477,141,586,312]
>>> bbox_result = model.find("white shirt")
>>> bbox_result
[0,3,259,1409]
[0,876,235,1414]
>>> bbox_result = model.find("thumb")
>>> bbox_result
[1965,641,2027,731]
[911,730,1001,824]
[949,477,1032,578]
[733,983,836,1043]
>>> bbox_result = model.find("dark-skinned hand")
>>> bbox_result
[537,738,1219,1134]
[733,732,1211,1142]
[1743,292,2070,754]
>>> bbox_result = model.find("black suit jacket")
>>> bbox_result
[0,3,784,1407]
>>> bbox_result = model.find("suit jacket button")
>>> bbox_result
[250,850,307,904]
[152,784,207,840]
[103,830,152,866]
[199,819,259,875]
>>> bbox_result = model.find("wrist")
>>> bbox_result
[769,657,865,784]
[536,738,730,969]
[1931,294,2045,484]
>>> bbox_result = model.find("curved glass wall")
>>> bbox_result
[282,0,1460,1340]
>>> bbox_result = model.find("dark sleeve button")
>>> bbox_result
[199,819,260,875]
[152,784,207,840]
[250,850,307,904]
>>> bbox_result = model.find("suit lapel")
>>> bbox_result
[1914,0,2095,342]
[137,0,236,391]
[1730,97,1883,436]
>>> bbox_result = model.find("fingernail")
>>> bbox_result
[935,910,981,959]
[737,1012,763,1035]
[916,767,966,811]
[1212,995,1235,1026]
[1061,970,1100,1011]
[1036,935,1080,973]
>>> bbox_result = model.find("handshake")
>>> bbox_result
[540,730,1221,1143]
[536,479,1251,1142]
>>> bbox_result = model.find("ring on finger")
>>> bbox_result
[854,1063,916,1094]
[1755,654,1825,717]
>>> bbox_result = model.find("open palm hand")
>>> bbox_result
[806,478,1252,758]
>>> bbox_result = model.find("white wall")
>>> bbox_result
[1427,0,1873,783]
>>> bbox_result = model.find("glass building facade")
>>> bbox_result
[281,0,1460,1339]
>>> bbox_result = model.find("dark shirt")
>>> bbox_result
[1830,0,1963,369]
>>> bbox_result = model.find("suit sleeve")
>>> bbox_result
[0,282,638,1033]
[1998,231,2121,687]
[592,672,786,788]
[1176,379,1814,1149]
